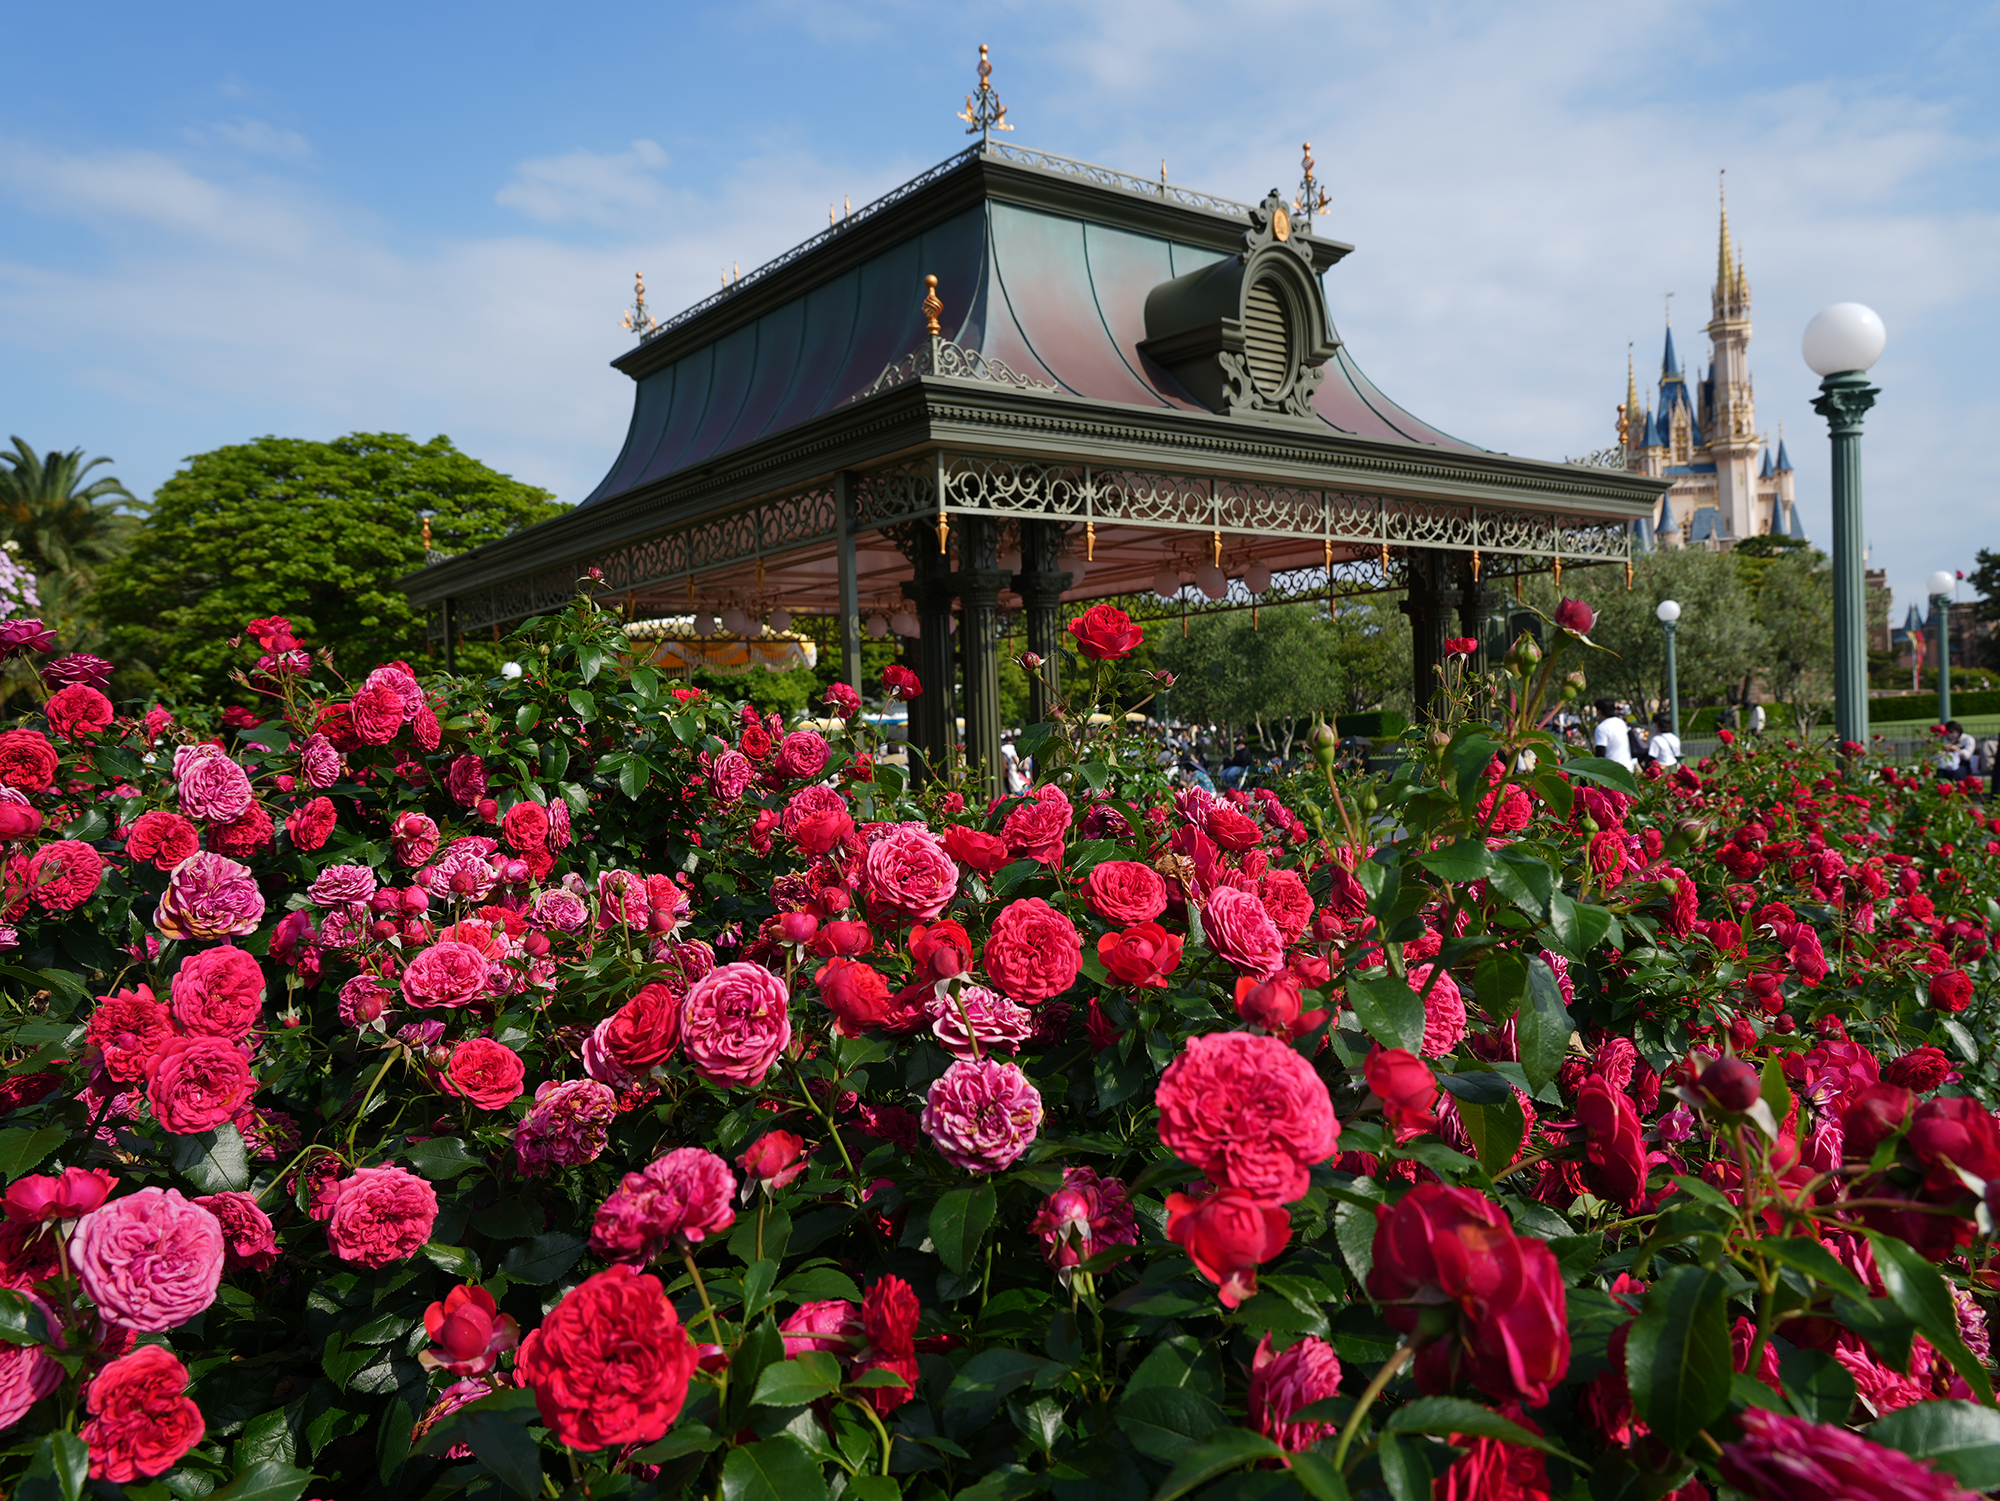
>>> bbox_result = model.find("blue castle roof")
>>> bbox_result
[1775,436,1793,471]
[1687,506,1725,543]
[1787,504,1806,541]
[1759,447,1774,479]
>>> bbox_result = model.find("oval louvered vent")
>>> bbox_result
[1243,279,1292,395]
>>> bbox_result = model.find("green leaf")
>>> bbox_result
[752,1352,842,1407]
[1869,1232,1995,1404]
[723,1318,786,1433]
[166,1123,251,1194]
[203,1460,316,1501]
[0,1287,52,1346]
[1516,959,1574,1096]
[1333,1198,1377,1285]
[1384,1395,1575,1459]
[1625,1263,1731,1454]
[1437,1070,1514,1105]
[1545,891,1613,958]
[1113,1385,1224,1463]
[1286,1451,1351,1501]
[49,1431,85,1501]
[930,1183,998,1275]
[781,1266,862,1303]
[1473,951,1529,1021]
[1414,841,1495,882]
[1456,1093,1526,1178]
[568,689,597,720]
[1778,1346,1856,1425]
[1762,1237,1872,1304]
[419,1242,480,1279]
[1347,974,1424,1054]
[632,1422,721,1463]
[1150,1427,1285,1501]
[619,756,649,800]
[943,1348,1053,1407]
[462,1407,544,1498]
[1487,848,1554,923]
[720,1436,831,1501]
[1563,755,1640,794]
[402,1135,483,1181]
[499,1231,584,1285]
[1870,1400,2000,1490]
[0,1125,66,1183]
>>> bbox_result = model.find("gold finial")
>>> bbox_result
[1553,556,1563,588]
[1471,548,1482,582]
[1210,528,1222,568]
[1379,541,1390,575]
[922,274,942,338]
[935,510,950,556]
[830,203,836,225]
[1625,558,1634,590]
[619,271,657,338]
[1086,520,1096,561]
[1294,141,1329,231]
[422,515,432,551]
[956,43,1013,142]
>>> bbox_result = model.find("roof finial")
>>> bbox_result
[1293,142,1329,234]
[619,271,658,340]
[922,274,943,339]
[1715,169,1739,317]
[1623,343,1639,451]
[422,515,432,552]
[956,44,1013,144]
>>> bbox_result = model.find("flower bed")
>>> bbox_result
[0,594,1995,1499]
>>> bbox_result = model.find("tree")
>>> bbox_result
[0,437,139,578]
[1160,601,1349,752]
[101,433,565,701]
[1753,548,1834,726]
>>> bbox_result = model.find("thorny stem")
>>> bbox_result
[844,1393,896,1475]
[343,1044,404,1155]
[1332,1338,1415,1473]
[679,1246,727,1360]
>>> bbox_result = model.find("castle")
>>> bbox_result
[1617,188,1806,549]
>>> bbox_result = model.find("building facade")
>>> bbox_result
[1619,194,1806,550]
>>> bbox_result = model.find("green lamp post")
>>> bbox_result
[1656,598,1682,738]
[1929,569,1955,727]
[1805,302,1887,758]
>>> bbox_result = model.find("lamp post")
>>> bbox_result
[1804,302,1887,759]
[1656,598,1682,738]
[1929,569,1955,727]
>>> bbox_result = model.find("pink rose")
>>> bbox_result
[515,1078,618,1176]
[1085,861,1169,925]
[168,945,265,1039]
[0,1288,60,1428]
[1030,1166,1139,1270]
[445,754,488,807]
[679,962,791,1088]
[308,863,377,906]
[589,1147,737,1264]
[174,747,254,823]
[982,898,1082,1003]
[781,1299,862,1357]
[1410,963,1467,1058]
[145,1036,256,1134]
[349,681,405,745]
[772,730,830,781]
[711,750,755,803]
[927,983,1035,1058]
[921,1057,1043,1174]
[442,1038,526,1110]
[401,941,491,1009]
[192,1190,279,1271]
[364,662,425,716]
[325,1164,439,1268]
[1204,886,1286,977]
[531,888,588,932]
[1003,785,1072,865]
[300,732,343,789]
[862,826,959,923]
[70,1187,224,1331]
[392,811,440,866]
[1157,1031,1338,1203]
[154,852,265,940]
[1248,1334,1343,1451]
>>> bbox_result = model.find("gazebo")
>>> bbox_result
[403,55,1665,791]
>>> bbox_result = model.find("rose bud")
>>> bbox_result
[0,805,43,842]
[1018,652,1044,671]
[736,1130,809,1199]
[369,888,400,915]
[778,912,819,945]
[1554,597,1597,634]
[1309,721,1338,769]
[368,919,399,942]
[476,797,499,822]
[1234,971,1302,1035]
[1505,634,1542,674]
[522,931,550,958]
[1696,1056,1763,1113]
[3,1166,114,1224]
[1165,1183,1290,1309]
[420,1283,521,1376]
[400,887,429,915]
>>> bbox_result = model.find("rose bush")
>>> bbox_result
[0,590,1988,1498]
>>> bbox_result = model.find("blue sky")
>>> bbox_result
[3,0,1997,618]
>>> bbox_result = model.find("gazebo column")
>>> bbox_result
[1457,559,1490,672]
[902,539,956,785]
[1014,520,1071,724]
[955,517,1008,798]
[1400,548,1452,716]
[833,472,862,697]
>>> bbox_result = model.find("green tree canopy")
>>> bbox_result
[1160,600,1354,752]
[0,436,139,578]
[102,433,565,701]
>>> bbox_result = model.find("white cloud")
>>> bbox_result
[192,118,313,162]
[496,139,672,227]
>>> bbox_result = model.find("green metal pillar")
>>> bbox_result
[1811,370,1879,754]
[1662,621,1680,738]
[1935,592,1952,727]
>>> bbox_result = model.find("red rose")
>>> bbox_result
[1841,1083,1914,1162]
[909,921,971,982]
[126,811,198,871]
[882,665,921,701]
[1097,922,1183,989]
[501,800,550,854]
[349,682,404,745]
[29,838,102,910]
[1257,869,1315,944]
[808,919,876,958]
[207,804,273,857]
[516,1265,697,1451]
[1908,1095,2000,1198]
[45,683,113,740]
[0,804,40,843]
[1575,1075,1648,1210]
[192,1190,279,1271]
[862,826,959,922]
[1444,636,1480,657]
[146,1035,256,1135]
[0,730,57,791]
[1235,970,1312,1036]
[1165,1183,1290,1307]
[1002,785,1071,865]
[325,1164,438,1268]
[81,1344,204,1483]
[816,957,898,1037]
[1928,969,1972,1013]
[941,825,1010,876]
[420,1283,520,1377]
[862,1273,919,1355]
[169,944,265,1039]
[1883,1047,1954,1093]
[86,985,173,1081]
[1554,597,1596,634]
[4,1166,113,1224]
[1203,885,1285,977]
[444,754,487,807]
[601,983,681,1069]
[1365,1047,1439,1140]
[1066,603,1144,661]
[285,796,337,851]
[1157,1030,1338,1202]
[1085,860,1168,925]
[443,1037,527,1110]
[1206,806,1263,851]
[1367,1183,1570,1405]
[982,898,1082,1004]
[737,1130,808,1194]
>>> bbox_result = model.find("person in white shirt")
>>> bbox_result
[1647,712,1682,768]
[1748,702,1767,736]
[1593,698,1635,770]
[1937,720,1975,781]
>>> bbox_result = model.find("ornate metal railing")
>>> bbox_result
[980,143,1255,217]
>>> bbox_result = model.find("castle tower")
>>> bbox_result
[1706,175,1759,539]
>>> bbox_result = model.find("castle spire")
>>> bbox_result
[1624,345,1639,445]
[1712,171,1747,319]
[1716,172,1732,303]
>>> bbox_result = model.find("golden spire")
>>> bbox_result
[1716,170,1732,304]
[1623,345,1639,443]
[922,274,942,338]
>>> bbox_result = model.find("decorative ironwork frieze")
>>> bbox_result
[860,336,1057,398]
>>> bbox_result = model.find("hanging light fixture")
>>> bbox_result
[1244,561,1272,595]
[692,612,718,637]
[997,549,1022,575]
[1195,563,1227,600]
[720,606,750,637]
[890,610,919,638]
[1153,567,1180,600]
[1060,554,1088,587]
[866,614,889,639]
[767,606,792,633]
